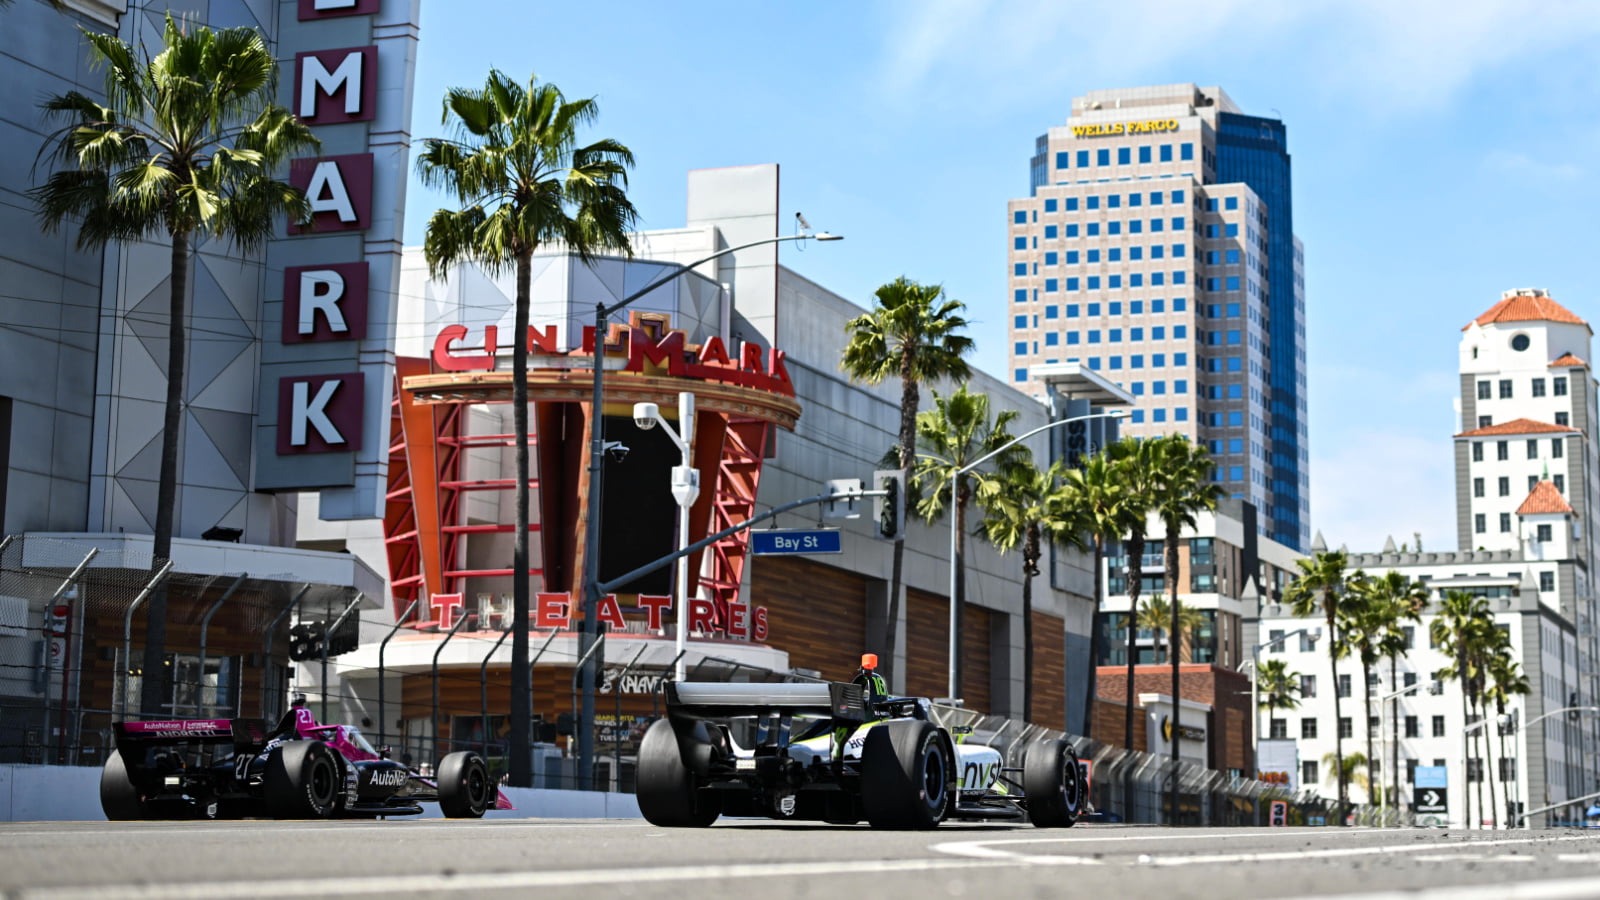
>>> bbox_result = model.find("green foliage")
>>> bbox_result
[416,68,638,274]
[32,14,316,248]
[841,277,973,391]
[911,386,1027,523]
[1256,658,1302,711]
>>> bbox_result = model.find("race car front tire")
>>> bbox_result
[861,720,952,829]
[264,741,342,819]
[437,751,491,818]
[100,750,149,821]
[637,718,718,827]
[1023,738,1083,828]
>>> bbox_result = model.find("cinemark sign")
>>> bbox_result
[276,4,380,454]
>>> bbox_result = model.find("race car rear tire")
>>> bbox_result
[437,751,491,818]
[265,741,342,819]
[1023,738,1082,828]
[861,720,951,829]
[100,750,149,821]
[637,718,718,827]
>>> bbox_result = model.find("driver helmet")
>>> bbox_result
[290,692,308,708]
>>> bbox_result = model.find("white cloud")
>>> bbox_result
[1483,150,1583,182]
[876,0,1600,116]
[1309,428,1456,555]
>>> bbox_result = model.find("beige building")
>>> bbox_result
[1007,84,1308,552]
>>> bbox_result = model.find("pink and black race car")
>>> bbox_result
[100,703,513,820]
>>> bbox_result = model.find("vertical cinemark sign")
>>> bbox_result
[257,0,419,513]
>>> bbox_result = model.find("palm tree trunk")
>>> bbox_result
[1390,655,1400,818]
[1363,660,1376,811]
[881,353,919,688]
[1166,524,1182,824]
[1484,691,1499,828]
[1472,688,1489,828]
[142,228,189,717]
[1123,530,1144,753]
[1496,700,1512,826]
[953,483,967,699]
[1328,606,1346,824]
[1022,522,1039,723]
[1458,649,1471,828]
[507,249,533,787]
[1081,538,1105,741]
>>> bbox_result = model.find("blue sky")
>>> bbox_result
[401,0,1600,554]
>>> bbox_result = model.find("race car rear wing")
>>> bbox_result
[112,718,269,755]
[667,681,868,722]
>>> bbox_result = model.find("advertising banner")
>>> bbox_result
[1256,738,1299,793]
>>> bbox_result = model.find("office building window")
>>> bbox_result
[1496,441,1509,461]
[1269,718,1287,740]
[1407,759,1419,784]
[1478,415,1492,428]
[1555,474,1565,492]
[1014,237,1027,250]
[1477,381,1491,400]
[1466,759,1482,783]
[1337,674,1351,698]
[1500,758,1516,781]
[1066,332,1080,345]
[1556,411,1569,426]
[1404,715,1419,738]
[1471,442,1483,462]
[1076,150,1090,168]
[1532,377,1546,397]
[1097,149,1110,166]
[1527,439,1538,459]
[1499,512,1511,533]
[1472,477,1484,498]
[1432,716,1446,737]
[1555,376,1568,396]
[1302,760,1318,786]
[1014,369,1027,382]
[1301,718,1318,739]
[1014,210,1027,224]
[1180,142,1194,160]
[1497,476,1509,497]
[1553,438,1564,459]
[1299,674,1316,698]
[1536,524,1552,542]
[1045,198,1058,212]
[1369,715,1381,737]
[1540,571,1554,592]
[1118,147,1131,165]
[1499,379,1512,399]
[1338,717,1352,739]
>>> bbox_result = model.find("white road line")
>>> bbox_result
[1411,854,1535,863]
[932,833,1586,868]
[1556,854,1600,863]
[1265,875,1600,900]
[16,858,1016,900]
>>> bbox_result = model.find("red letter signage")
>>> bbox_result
[283,262,368,343]
[276,373,365,454]
[289,153,374,233]
[295,47,377,125]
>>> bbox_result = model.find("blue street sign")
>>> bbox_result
[1415,766,1448,789]
[750,529,842,556]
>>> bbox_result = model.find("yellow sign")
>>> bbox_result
[1071,119,1180,138]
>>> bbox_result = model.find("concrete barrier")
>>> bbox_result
[0,764,642,822]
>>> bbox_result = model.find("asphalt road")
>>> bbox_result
[2,819,1599,900]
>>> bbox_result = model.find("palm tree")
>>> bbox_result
[1285,550,1353,822]
[977,459,1077,723]
[1323,749,1370,800]
[912,386,1026,702]
[842,278,974,684]
[1109,438,1162,753]
[1148,433,1221,817]
[1257,658,1303,714]
[417,69,637,787]
[1432,590,1491,828]
[1058,448,1139,742]
[1352,570,1429,815]
[33,16,316,714]
[1474,618,1514,828]
[1485,654,1529,826]
[1136,595,1205,664]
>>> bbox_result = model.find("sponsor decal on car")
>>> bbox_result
[368,769,407,787]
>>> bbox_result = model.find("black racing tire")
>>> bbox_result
[100,750,149,821]
[264,741,342,819]
[1024,738,1083,828]
[860,720,951,829]
[636,718,718,827]
[438,751,492,818]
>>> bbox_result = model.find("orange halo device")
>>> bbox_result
[860,653,878,670]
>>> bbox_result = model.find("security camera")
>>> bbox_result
[633,402,659,430]
[603,440,630,463]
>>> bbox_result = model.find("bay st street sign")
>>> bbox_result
[750,529,842,556]
[1413,765,1449,816]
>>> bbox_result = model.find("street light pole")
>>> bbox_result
[577,229,840,789]
[633,393,699,681]
[942,410,1124,701]
[1466,705,1600,828]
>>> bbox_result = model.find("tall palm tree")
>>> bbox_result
[1323,749,1370,800]
[842,278,973,685]
[1149,433,1221,817]
[977,459,1077,723]
[1108,438,1161,752]
[33,16,316,714]
[1136,595,1205,664]
[911,386,1025,702]
[1058,448,1139,742]
[1285,550,1353,822]
[1256,658,1303,715]
[1432,590,1491,828]
[1352,570,1429,814]
[1474,618,1513,828]
[417,69,637,787]
[1485,654,1529,826]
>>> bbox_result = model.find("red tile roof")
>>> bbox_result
[1550,353,1587,368]
[1464,293,1587,330]
[1517,480,1573,516]
[1454,417,1578,438]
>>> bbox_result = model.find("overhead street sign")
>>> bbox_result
[1413,787,1448,815]
[750,529,843,556]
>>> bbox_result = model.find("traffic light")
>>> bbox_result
[873,469,905,541]
[287,622,326,661]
